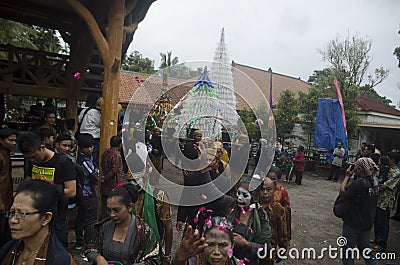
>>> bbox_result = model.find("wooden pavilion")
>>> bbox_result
[0,0,155,159]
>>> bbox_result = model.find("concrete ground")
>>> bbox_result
[13,160,400,265]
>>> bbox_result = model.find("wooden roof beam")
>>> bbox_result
[0,1,74,30]
[0,82,68,99]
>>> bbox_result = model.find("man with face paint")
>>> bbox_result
[236,186,252,208]
[225,179,272,265]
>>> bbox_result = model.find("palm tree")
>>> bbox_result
[159,51,178,69]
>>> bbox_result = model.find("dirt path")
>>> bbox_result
[281,172,399,265]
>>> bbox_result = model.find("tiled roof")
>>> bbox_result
[119,62,311,110]
[119,71,152,104]
[232,61,311,109]
[119,71,193,107]
[358,93,400,116]
[119,71,255,110]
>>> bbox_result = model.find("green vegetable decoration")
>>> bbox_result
[146,93,173,128]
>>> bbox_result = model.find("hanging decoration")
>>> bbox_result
[186,115,226,131]
[135,75,145,83]
[73,72,81,80]
[146,93,173,128]
[253,119,264,128]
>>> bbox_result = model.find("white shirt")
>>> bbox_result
[332,147,345,167]
[78,108,101,138]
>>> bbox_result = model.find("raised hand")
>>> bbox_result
[173,225,208,265]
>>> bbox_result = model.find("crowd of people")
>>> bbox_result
[0,117,292,265]
[269,141,305,185]
[0,95,400,265]
[325,140,400,264]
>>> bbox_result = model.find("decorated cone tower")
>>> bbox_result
[174,67,222,139]
[209,28,237,127]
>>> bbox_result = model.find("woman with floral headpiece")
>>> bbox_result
[173,216,237,265]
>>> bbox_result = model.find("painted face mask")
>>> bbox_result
[127,176,145,190]
[135,177,145,188]
[236,187,251,207]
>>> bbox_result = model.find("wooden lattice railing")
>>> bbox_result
[0,43,69,87]
[0,44,104,96]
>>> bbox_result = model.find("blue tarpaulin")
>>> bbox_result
[314,98,348,150]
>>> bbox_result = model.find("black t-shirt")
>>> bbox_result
[26,153,76,222]
[182,140,201,171]
[230,145,249,175]
[183,140,199,160]
[221,132,231,143]
[342,177,378,231]
[150,135,163,157]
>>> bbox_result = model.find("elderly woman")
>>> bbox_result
[85,183,160,265]
[0,179,76,265]
[173,216,237,265]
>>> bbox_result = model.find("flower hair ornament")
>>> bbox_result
[202,216,233,237]
[112,182,124,191]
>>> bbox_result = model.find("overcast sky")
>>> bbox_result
[129,0,400,107]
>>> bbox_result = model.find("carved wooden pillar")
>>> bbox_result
[99,0,124,156]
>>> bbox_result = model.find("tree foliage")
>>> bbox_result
[298,86,323,152]
[395,29,400,68]
[237,108,260,141]
[159,51,179,69]
[122,50,155,73]
[0,19,63,54]
[318,33,389,89]
[308,68,391,104]
[29,26,62,54]
[169,63,203,79]
[342,86,361,141]
[0,19,37,49]
[273,89,298,143]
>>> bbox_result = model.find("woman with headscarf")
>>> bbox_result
[338,157,379,265]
